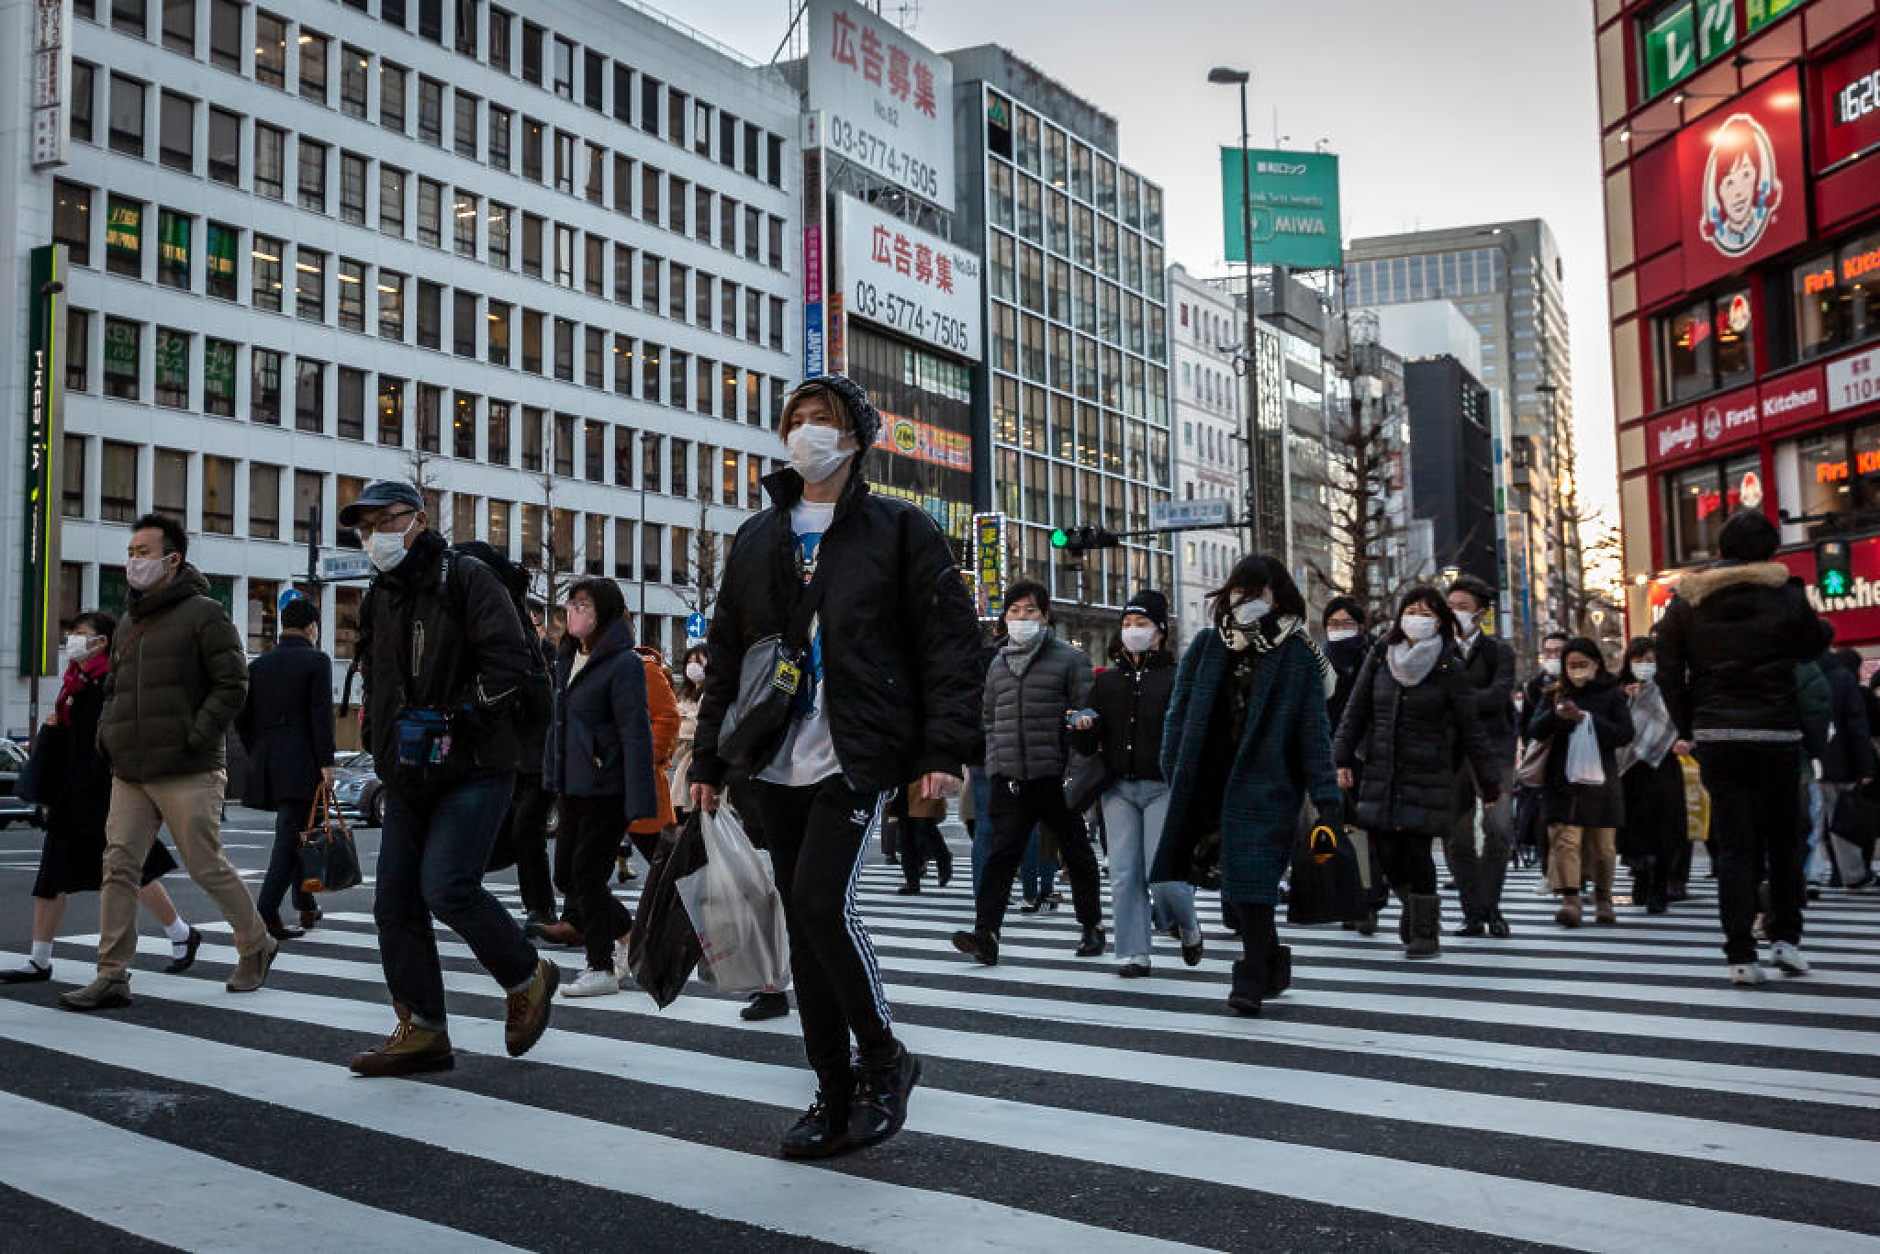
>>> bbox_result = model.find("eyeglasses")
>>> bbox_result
[352,508,416,538]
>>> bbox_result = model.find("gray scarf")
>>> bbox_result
[1387,636,1446,688]
[1622,681,1678,771]
[1001,625,1050,677]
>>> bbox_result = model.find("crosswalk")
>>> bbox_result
[3,848,1879,1251]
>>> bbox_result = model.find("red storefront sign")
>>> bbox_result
[1646,407,1700,464]
[1816,33,1880,168]
[1758,364,1828,433]
[1678,70,1809,291]
[1777,536,1880,645]
[1696,382,1760,449]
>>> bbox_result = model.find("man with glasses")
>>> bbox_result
[338,480,558,1075]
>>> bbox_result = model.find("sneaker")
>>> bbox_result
[58,974,131,1011]
[1771,942,1810,975]
[504,959,560,1057]
[1729,962,1768,986]
[562,967,621,998]
[1117,960,1150,978]
[950,928,999,966]
[0,960,51,984]
[163,927,204,974]
[850,1042,921,1149]
[225,937,279,993]
[779,1091,852,1159]
[349,1019,455,1077]
[741,990,791,1021]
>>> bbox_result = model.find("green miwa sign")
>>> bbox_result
[1221,147,1342,269]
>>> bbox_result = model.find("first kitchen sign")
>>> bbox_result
[806,0,953,205]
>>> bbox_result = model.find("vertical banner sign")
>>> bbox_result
[30,0,71,169]
[22,245,66,677]
[803,116,827,377]
[973,513,1006,620]
[1221,149,1343,269]
[805,0,954,204]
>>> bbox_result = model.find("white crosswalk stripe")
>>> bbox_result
[3,856,1879,1251]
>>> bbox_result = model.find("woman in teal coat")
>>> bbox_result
[1153,554,1342,1017]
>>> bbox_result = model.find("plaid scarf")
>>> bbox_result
[1222,614,1336,697]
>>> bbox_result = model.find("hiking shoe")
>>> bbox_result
[1729,962,1768,986]
[163,927,204,974]
[349,1020,454,1077]
[58,974,131,1011]
[1074,926,1106,958]
[1594,897,1617,925]
[562,967,621,998]
[1,960,51,984]
[1117,960,1151,978]
[780,1091,852,1159]
[1771,942,1810,975]
[1555,896,1583,928]
[850,1043,921,1149]
[504,959,559,1057]
[741,990,791,1021]
[225,937,279,993]
[950,929,999,966]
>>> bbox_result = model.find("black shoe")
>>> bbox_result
[1646,897,1669,915]
[850,1043,921,1149]
[1806,885,1821,901]
[1453,921,1487,938]
[896,884,921,895]
[298,907,324,931]
[1487,913,1511,938]
[1264,944,1292,998]
[741,990,791,1022]
[0,961,51,984]
[950,928,998,966]
[1227,959,1263,1017]
[1118,961,1150,978]
[1181,937,1205,967]
[1355,910,1379,937]
[163,927,204,974]
[936,856,954,888]
[779,1092,853,1159]
[1074,926,1105,958]
[265,921,305,942]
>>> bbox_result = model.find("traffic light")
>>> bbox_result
[1816,539,1853,597]
[1050,525,1122,554]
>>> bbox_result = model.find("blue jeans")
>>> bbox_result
[375,774,536,1027]
[968,767,993,894]
[1020,831,1058,902]
[1102,779,1199,962]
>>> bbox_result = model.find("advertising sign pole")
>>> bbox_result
[22,245,67,745]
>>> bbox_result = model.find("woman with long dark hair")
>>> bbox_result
[1617,638,1685,915]
[1527,637,1635,927]
[1332,585,1499,959]
[1154,555,1342,1016]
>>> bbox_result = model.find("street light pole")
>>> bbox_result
[1209,66,1264,554]
[637,433,652,627]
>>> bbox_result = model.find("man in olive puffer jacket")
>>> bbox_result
[62,514,274,1011]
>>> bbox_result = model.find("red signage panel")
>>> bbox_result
[1777,536,1880,646]
[1816,33,1880,168]
[1646,406,1701,465]
[1697,382,1761,450]
[1678,70,1810,291]
[1759,364,1828,433]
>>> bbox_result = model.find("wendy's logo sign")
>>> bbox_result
[1699,112,1784,259]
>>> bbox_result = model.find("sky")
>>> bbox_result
[675,0,1617,514]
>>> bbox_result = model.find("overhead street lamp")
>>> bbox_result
[1208,65,1265,555]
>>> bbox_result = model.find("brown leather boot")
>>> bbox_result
[1594,895,1617,925]
[504,959,560,1057]
[350,1016,454,1077]
[1555,894,1583,928]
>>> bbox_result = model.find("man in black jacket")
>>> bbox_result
[1814,638,1875,889]
[236,597,333,939]
[1655,510,1824,984]
[338,480,558,1075]
[1444,576,1517,937]
[691,375,981,1160]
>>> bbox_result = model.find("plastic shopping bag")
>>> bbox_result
[1565,717,1605,786]
[626,812,707,1008]
[673,805,792,996]
[1678,753,1710,842]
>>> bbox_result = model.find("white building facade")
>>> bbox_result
[3,0,803,739]
[1166,263,1246,644]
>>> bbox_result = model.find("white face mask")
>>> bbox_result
[1399,614,1440,642]
[367,526,413,572]
[1632,662,1658,682]
[1230,597,1272,627]
[64,634,98,663]
[1325,627,1360,643]
[786,424,853,484]
[125,555,173,592]
[1006,619,1043,646]
[1541,657,1563,677]
[685,662,707,685]
[1120,625,1159,654]
[1453,610,1478,635]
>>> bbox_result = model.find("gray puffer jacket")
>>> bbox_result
[983,631,1094,781]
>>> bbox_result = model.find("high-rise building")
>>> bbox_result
[946,44,1172,651]
[1166,263,1251,642]
[1344,220,1576,652]
[5,0,802,739]
[1404,356,1497,586]
[1594,0,1880,649]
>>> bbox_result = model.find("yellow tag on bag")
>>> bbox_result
[770,658,802,696]
[1309,824,1339,864]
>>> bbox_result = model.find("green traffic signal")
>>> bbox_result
[1050,528,1069,548]
[1823,569,1850,597]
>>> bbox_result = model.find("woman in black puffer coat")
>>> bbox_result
[1332,585,1498,959]
[1525,637,1634,929]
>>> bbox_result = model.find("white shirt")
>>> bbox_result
[759,500,843,787]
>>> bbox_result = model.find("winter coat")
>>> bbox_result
[1653,561,1822,741]
[42,670,113,844]
[357,529,536,791]
[1832,660,1880,782]
[630,645,681,835]
[235,634,335,808]
[1456,632,1519,763]
[692,466,983,794]
[1332,642,1499,839]
[1068,650,1175,782]
[98,565,248,783]
[544,619,658,825]
[1798,661,1833,763]
[1323,633,1372,736]
[1524,676,1635,829]
[670,695,699,809]
[1153,629,1341,907]
[984,631,1095,781]
[515,636,555,781]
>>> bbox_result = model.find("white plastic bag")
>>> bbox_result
[1565,716,1605,786]
[673,805,791,995]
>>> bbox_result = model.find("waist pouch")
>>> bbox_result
[394,708,456,768]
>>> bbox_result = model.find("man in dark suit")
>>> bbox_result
[236,597,336,939]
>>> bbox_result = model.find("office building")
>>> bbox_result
[1167,263,1252,642]
[1405,355,1497,586]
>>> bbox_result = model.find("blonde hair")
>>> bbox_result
[778,380,852,438]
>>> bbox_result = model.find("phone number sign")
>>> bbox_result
[806,0,953,203]
[838,195,982,359]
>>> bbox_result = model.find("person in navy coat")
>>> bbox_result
[236,597,336,938]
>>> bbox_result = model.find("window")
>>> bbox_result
[640,253,661,314]
[154,450,188,522]
[66,309,90,392]
[487,400,511,465]
[769,297,786,352]
[102,441,139,522]
[378,270,405,339]
[522,213,544,277]
[249,464,280,538]
[254,11,286,87]
[553,130,575,194]
[552,413,575,476]
[337,153,367,225]
[668,350,688,411]
[585,326,605,387]
[521,405,544,471]
[418,77,444,145]
[453,290,477,356]
[488,105,511,169]
[768,215,784,269]
[1665,453,1761,566]
[669,263,688,320]
[210,0,241,70]
[586,143,605,204]
[380,61,406,132]
[744,206,761,261]
[62,436,87,518]
[154,327,189,407]
[641,341,661,401]
[554,223,576,287]
[53,181,91,267]
[489,6,512,71]
[1658,286,1753,405]
[341,46,369,117]
[254,124,285,198]
[337,367,366,439]
[417,281,442,349]
[250,346,281,421]
[1791,229,1880,364]
[454,191,478,256]
[487,301,510,365]
[300,30,328,102]
[640,75,661,134]
[614,243,635,304]
[640,164,661,225]
[418,384,442,452]
[109,75,146,157]
[694,271,712,328]
[417,179,442,247]
[453,392,477,458]
[553,317,575,382]
[378,377,405,446]
[767,134,784,188]
[613,61,633,123]
[694,185,713,242]
[694,356,712,416]
[641,523,661,582]
[296,247,325,320]
[521,310,542,372]
[72,62,95,144]
[744,123,759,177]
[295,359,324,432]
[201,338,234,417]
[585,233,605,296]
[553,36,573,99]
[157,209,190,288]
[297,138,327,212]
[205,222,237,299]
[106,196,144,277]
[488,203,512,267]
[613,334,633,393]
[454,91,478,158]
[668,177,688,233]
[207,107,239,184]
[159,92,193,171]
[379,167,406,235]
[292,471,322,544]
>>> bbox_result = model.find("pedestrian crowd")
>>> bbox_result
[5,375,1873,1165]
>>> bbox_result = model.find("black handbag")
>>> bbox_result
[1286,822,1368,926]
[1832,787,1880,858]
[1063,751,1112,815]
[718,565,829,772]
[15,723,65,805]
[297,788,363,894]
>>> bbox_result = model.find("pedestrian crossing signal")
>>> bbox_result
[1816,540,1852,597]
